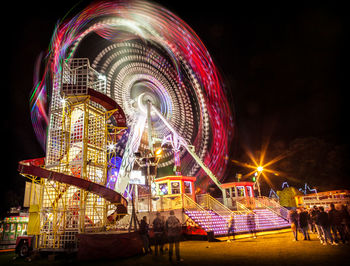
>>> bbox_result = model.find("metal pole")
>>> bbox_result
[257,172,262,197]
[146,101,154,154]
[147,158,152,213]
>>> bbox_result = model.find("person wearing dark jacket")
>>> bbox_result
[312,206,324,242]
[340,205,350,242]
[317,206,334,245]
[152,212,165,255]
[328,203,345,244]
[307,208,315,233]
[299,208,310,240]
[140,216,152,254]
[288,209,299,241]
[166,210,183,262]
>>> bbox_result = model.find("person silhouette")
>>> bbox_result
[166,210,183,262]
[227,214,235,242]
[247,212,257,238]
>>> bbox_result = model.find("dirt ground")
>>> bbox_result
[1,231,349,266]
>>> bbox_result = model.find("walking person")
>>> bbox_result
[140,216,152,254]
[247,212,257,238]
[166,210,183,262]
[227,214,235,242]
[152,212,165,256]
[299,208,310,240]
[288,209,299,241]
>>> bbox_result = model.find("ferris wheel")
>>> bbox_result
[30,0,234,194]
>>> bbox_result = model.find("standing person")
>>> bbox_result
[247,212,257,238]
[140,216,152,254]
[166,210,183,262]
[299,208,310,240]
[317,206,334,245]
[340,205,350,243]
[288,209,299,241]
[152,212,165,256]
[312,206,324,242]
[310,206,319,234]
[328,203,345,244]
[227,214,235,242]
[307,208,315,233]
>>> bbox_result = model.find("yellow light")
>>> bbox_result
[257,166,264,172]
[155,148,163,157]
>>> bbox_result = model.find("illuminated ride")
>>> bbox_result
[21,0,233,253]
[30,0,234,195]
[18,59,128,252]
[19,1,290,255]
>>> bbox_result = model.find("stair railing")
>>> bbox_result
[197,194,250,218]
[206,194,235,221]
[256,196,289,221]
[182,194,213,231]
[237,200,282,228]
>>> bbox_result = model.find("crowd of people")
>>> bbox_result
[138,203,349,262]
[288,203,350,245]
[139,210,183,262]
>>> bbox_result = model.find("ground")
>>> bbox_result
[1,230,349,265]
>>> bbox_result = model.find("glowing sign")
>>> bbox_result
[129,170,145,185]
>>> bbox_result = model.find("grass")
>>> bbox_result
[1,231,349,266]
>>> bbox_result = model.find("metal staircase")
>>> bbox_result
[184,194,290,236]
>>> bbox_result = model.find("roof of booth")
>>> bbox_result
[154,176,197,182]
[220,181,255,189]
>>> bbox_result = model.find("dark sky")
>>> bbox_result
[3,0,348,213]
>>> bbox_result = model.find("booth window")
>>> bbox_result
[237,186,245,197]
[184,181,192,194]
[171,181,181,194]
[231,188,236,197]
[246,186,253,197]
[159,183,168,195]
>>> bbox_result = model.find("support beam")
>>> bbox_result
[151,105,224,193]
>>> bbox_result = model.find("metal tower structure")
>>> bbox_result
[20,58,128,251]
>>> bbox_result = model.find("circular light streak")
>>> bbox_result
[30,0,234,185]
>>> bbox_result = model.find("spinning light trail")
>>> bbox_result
[30,0,234,189]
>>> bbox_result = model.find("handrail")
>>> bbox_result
[236,201,253,214]
[236,200,281,228]
[256,196,289,221]
[203,194,233,221]
[197,194,250,217]
[183,194,207,212]
[253,199,286,227]
[182,194,213,231]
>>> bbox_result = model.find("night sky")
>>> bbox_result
[3,0,348,215]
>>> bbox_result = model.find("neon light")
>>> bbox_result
[269,188,279,198]
[29,0,234,189]
[281,182,289,189]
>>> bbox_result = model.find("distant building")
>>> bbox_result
[295,190,350,209]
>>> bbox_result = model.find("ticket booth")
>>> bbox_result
[221,182,255,209]
[153,176,196,210]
